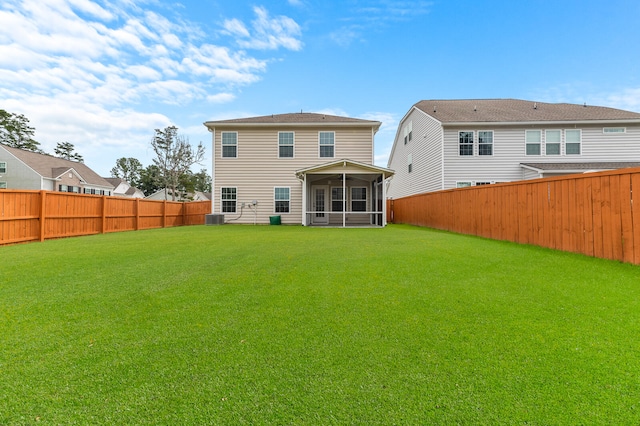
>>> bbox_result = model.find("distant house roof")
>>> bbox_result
[204,112,381,130]
[1,144,113,188]
[521,162,640,173]
[413,99,640,124]
[104,177,124,187]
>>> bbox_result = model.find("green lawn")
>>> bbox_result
[2,224,640,424]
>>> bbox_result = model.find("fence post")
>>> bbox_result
[163,200,167,228]
[135,198,140,231]
[39,190,46,242]
[101,195,107,234]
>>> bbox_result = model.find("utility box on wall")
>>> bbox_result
[205,214,225,225]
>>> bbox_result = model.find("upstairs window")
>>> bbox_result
[278,132,294,158]
[603,127,626,134]
[319,132,335,158]
[526,130,541,155]
[407,153,413,173]
[566,129,581,155]
[459,131,474,156]
[0,162,6,173]
[478,131,493,156]
[545,130,561,155]
[221,132,237,158]
[404,121,413,144]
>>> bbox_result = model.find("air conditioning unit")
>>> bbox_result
[205,214,225,225]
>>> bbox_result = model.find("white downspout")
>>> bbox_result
[302,174,307,226]
[382,173,387,226]
[210,127,216,213]
[342,172,346,227]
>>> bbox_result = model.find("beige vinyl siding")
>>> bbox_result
[212,125,374,224]
[387,109,444,199]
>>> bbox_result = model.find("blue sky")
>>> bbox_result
[1,0,639,176]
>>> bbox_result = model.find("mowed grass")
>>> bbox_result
[2,224,640,424]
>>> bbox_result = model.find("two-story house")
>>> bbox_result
[204,112,394,226]
[0,144,113,194]
[387,99,640,200]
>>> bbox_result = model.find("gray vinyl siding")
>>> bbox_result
[212,126,374,224]
[0,147,44,190]
[442,123,640,189]
[387,109,444,199]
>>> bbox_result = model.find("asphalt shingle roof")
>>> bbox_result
[205,112,380,126]
[414,99,640,123]
[1,144,113,188]
[521,162,640,171]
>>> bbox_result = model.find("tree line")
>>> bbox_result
[0,109,210,199]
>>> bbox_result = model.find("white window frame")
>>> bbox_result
[603,127,626,134]
[459,131,474,156]
[278,132,294,158]
[525,130,541,155]
[545,130,561,156]
[0,162,6,174]
[221,187,237,213]
[274,187,290,214]
[351,187,367,212]
[478,130,493,156]
[221,132,238,158]
[319,131,335,158]
[565,129,581,155]
[0,182,6,189]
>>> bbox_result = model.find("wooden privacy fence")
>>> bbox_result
[0,190,211,246]
[388,167,640,265]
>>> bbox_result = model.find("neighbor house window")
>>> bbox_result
[0,182,6,189]
[459,131,474,156]
[0,162,6,173]
[331,187,344,212]
[456,182,472,188]
[478,131,493,155]
[319,132,335,157]
[408,153,413,173]
[221,132,237,158]
[545,130,561,155]
[526,130,541,155]
[221,187,237,213]
[404,121,413,144]
[566,129,581,155]
[274,187,290,213]
[475,181,492,186]
[351,187,367,212]
[603,127,626,134]
[278,132,294,158]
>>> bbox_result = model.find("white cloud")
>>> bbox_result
[223,6,303,51]
[0,1,303,174]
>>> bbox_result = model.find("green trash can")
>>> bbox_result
[269,215,281,225]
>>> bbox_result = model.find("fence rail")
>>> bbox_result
[0,190,211,246]
[387,167,640,265]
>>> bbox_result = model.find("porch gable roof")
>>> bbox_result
[295,159,394,179]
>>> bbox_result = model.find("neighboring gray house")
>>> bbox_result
[0,144,113,194]
[386,99,640,200]
[204,112,394,226]
[104,178,145,198]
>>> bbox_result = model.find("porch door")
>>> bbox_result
[311,185,329,225]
